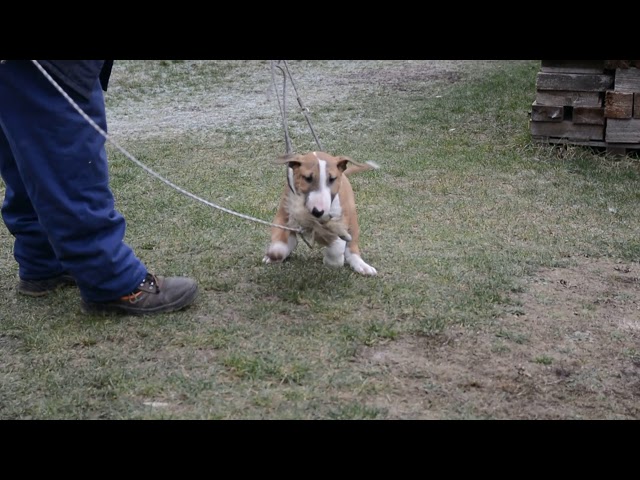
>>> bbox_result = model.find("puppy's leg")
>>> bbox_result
[263,190,298,264]
[263,231,297,264]
[339,177,376,276]
[344,214,377,276]
[345,244,377,275]
[323,237,346,268]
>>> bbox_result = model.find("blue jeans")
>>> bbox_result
[0,60,147,302]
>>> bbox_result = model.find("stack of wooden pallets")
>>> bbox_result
[530,60,640,154]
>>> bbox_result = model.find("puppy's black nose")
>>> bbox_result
[311,208,324,218]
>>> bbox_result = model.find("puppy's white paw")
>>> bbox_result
[348,255,377,276]
[264,241,291,264]
[323,238,347,268]
[323,254,345,268]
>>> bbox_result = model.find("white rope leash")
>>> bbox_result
[30,60,302,234]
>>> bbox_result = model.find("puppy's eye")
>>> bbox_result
[303,175,313,183]
[328,176,337,184]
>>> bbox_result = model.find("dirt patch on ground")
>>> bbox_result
[357,257,640,419]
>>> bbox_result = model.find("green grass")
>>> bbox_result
[534,355,554,365]
[2,60,640,419]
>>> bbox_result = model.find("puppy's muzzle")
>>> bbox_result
[311,207,324,218]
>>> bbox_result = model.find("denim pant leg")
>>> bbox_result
[0,61,147,302]
[0,125,65,280]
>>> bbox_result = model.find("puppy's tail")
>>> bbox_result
[344,160,380,177]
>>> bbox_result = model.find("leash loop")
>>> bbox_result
[270,60,323,153]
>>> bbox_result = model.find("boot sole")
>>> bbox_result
[17,276,77,297]
[81,284,198,315]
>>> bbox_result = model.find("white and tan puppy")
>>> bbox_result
[263,151,378,276]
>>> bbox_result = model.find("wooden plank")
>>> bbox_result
[605,118,640,143]
[533,138,606,147]
[606,145,628,157]
[605,144,640,156]
[531,102,563,122]
[534,137,640,152]
[573,106,605,125]
[635,93,640,119]
[535,90,602,107]
[541,60,605,73]
[530,120,604,141]
[536,72,613,92]
[604,142,640,149]
[614,67,640,92]
[605,60,640,70]
[605,60,632,70]
[604,90,633,118]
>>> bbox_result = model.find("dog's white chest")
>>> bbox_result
[329,194,342,218]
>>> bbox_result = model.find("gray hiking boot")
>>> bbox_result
[18,273,77,297]
[81,273,198,315]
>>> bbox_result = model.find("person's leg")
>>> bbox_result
[0,125,77,296]
[0,60,197,314]
[0,125,66,278]
[0,60,146,302]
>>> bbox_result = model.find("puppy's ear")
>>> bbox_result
[336,156,353,172]
[337,156,380,174]
[275,153,301,169]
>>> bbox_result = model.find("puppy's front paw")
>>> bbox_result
[356,263,377,276]
[348,255,377,276]
[263,241,290,264]
[323,254,345,268]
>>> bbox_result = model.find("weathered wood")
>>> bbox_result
[535,137,640,153]
[606,145,628,157]
[606,119,640,143]
[541,60,605,73]
[603,142,640,149]
[605,144,640,156]
[604,90,633,118]
[573,106,605,125]
[536,72,614,92]
[635,93,640,119]
[531,102,563,122]
[605,60,640,70]
[535,90,602,107]
[605,60,632,70]
[530,120,604,141]
[614,67,640,92]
